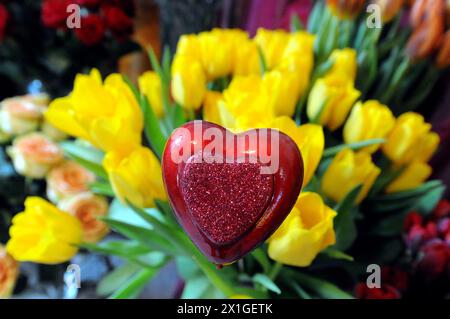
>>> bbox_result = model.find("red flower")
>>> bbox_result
[416,240,450,281]
[434,200,450,219]
[73,0,101,8]
[404,211,423,232]
[41,0,70,29]
[0,3,9,42]
[102,6,133,41]
[381,267,409,292]
[75,14,105,46]
[354,283,401,299]
[437,218,450,237]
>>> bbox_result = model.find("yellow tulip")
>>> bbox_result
[103,146,167,208]
[343,100,396,153]
[6,197,82,264]
[322,149,381,204]
[386,161,432,193]
[176,34,200,59]
[268,192,336,267]
[197,29,236,79]
[233,38,260,76]
[271,117,324,187]
[254,28,290,70]
[263,70,302,117]
[0,245,19,298]
[202,91,223,125]
[382,112,440,165]
[45,69,143,156]
[307,73,361,131]
[171,55,206,111]
[138,71,164,118]
[328,48,358,80]
[218,75,275,132]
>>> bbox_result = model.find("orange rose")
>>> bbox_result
[0,245,19,298]
[58,193,110,243]
[0,97,44,136]
[46,161,96,203]
[7,133,63,178]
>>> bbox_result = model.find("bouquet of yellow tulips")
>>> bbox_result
[1,0,448,299]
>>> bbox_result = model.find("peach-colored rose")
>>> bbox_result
[0,97,45,136]
[41,121,68,142]
[7,132,63,178]
[47,161,96,203]
[58,193,110,243]
[0,245,19,299]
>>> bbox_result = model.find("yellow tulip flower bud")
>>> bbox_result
[138,71,164,118]
[171,55,206,111]
[263,70,302,117]
[104,146,167,208]
[268,192,337,267]
[328,48,358,80]
[382,112,440,165]
[45,69,143,155]
[254,28,290,70]
[386,161,432,193]
[202,91,223,125]
[271,117,324,187]
[233,38,260,76]
[6,197,83,264]
[176,34,200,59]
[322,149,381,204]
[343,100,396,153]
[197,29,235,79]
[307,73,361,131]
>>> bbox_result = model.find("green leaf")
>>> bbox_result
[322,247,354,261]
[323,139,385,158]
[253,273,281,294]
[110,267,162,299]
[102,218,177,254]
[140,94,167,157]
[80,240,151,257]
[89,181,114,197]
[290,14,303,32]
[334,185,362,251]
[60,141,107,179]
[181,276,211,299]
[286,271,353,299]
[257,46,267,75]
[307,0,324,33]
[251,248,271,274]
[97,263,140,296]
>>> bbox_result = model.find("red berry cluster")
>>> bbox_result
[41,0,134,46]
[404,200,450,282]
[0,2,10,42]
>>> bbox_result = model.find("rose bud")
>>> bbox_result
[7,133,63,179]
[46,161,96,204]
[0,97,44,136]
[416,239,450,281]
[406,224,427,249]
[58,193,110,243]
[354,282,401,299]
[0,244,19,299]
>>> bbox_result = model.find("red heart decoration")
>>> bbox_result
[162,121,304,265]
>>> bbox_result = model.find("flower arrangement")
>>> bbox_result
[1,0,449,299]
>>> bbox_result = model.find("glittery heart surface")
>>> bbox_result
[180,153,273,245]
[163,121,304,264]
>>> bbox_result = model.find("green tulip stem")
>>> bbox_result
[269,262,283,281]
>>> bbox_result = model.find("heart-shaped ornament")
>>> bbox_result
[162,121,304,265]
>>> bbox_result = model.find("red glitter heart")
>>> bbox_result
[162,121,304,265]
[180,153,273,245]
